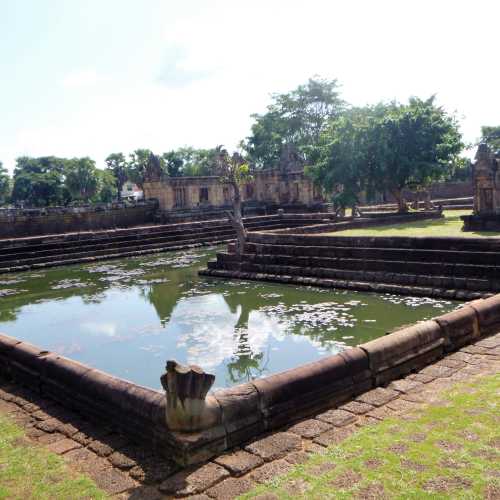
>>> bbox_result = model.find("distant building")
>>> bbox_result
[143,146,324,213]
[121,182,144,202]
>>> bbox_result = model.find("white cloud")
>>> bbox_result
[80,321,118,337]
[61,69,107,88]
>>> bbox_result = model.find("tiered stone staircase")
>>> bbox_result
[202,232,500,300]
[0,215,326,274]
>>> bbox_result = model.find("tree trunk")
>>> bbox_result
[393,188,408,213]
[227,184,247,256]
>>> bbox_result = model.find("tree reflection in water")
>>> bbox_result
[222,292,270,385]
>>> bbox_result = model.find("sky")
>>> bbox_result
[0,0,499,173]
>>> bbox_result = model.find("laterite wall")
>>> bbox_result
[0,203,156,238]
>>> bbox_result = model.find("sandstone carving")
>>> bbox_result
[462,143,500,231]
[160,360,220,432]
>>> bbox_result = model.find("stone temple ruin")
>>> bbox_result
[462,143,500,231]
[143,146,325,217]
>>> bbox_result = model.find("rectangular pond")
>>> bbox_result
[0,246,457,390]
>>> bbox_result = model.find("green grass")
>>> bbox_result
[324,210,500,238]
[0,414,107,499]
[240,374,500,499]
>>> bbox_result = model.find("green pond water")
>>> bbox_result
[0,246,457,390]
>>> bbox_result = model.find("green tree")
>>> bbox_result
[244,77,345,168]
[160,147,219,177]
[11,156,67,207]
[0,161,11,205]
[95,169,117,202]
[370,97,463,211]
[105,153,128,199]
[481,126,500,151]
[307,105,386,214]
[127,149,152,189]
[308,98,463,213]
[65,157,99,202]
[161,150,184,177]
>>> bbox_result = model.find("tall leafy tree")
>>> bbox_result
[370,97,463,211]
[105,153,128,199]
[65,157,99,202]
[11,156,67,207]
[161,150,184,177]
[95,168,117,202]
[244,77,345,168]
[0,161,11,205]
[160,147,219,177]
[481,126,500,151]
[308,107,374,214]
[127,149,152,189]
[309,98,463,213]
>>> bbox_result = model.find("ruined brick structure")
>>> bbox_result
[462,143,500,231]
[143,146,324,213]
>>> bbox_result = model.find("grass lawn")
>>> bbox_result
[241,374,500,499]
[0,413,106,499]
[324,210,500,238]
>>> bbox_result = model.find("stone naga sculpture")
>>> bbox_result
[160,360,220,432]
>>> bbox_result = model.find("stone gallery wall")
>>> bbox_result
[0,202,156,238]
[1,294,499,466]
[401,181,472,202]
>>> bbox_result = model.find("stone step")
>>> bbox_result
[0,235,234,274]
[199,268,487,301]
[228,253,499,280]
[0,222,298,263]
[223,260,494,292]
[0,229,237,268]
[0,229,231,262]
[243,242,500,266]
[246,232,500,252]
[0,218,312,256]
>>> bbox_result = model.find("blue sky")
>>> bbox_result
[1,0,498,172]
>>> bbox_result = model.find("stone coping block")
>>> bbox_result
[0,293,498,466]
[434,305,480,351]
[469,295,500,334]
[359,320,444,375]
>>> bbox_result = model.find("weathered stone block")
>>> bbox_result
[214,449,263,476]
[434,305,479,351]
[359,320,444,377]
[206,477,255,499]
[469,296,500,334]
[8,341,50,391]
[355,387,399,407]
[316,409,356,427]
[244,432,301,462]
[287,418,332,438]
[252,353,359,429]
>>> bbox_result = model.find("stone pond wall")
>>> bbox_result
[204,226,500,300]
[0,202,157,239]
[1,294,499,466]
